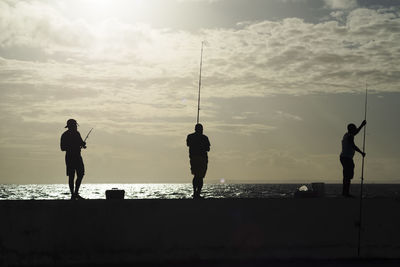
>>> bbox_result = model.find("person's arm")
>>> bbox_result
[78,132,87,149]
[350,135,366,157]
[186,135,190,147]
[60,134,66,151]
[206,137,210,152]
[354,120,367,136]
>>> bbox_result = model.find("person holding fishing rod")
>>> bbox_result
[60,119,92,200]
[340,119,366,197]
[187,123,210,199]
[186,41,211,199]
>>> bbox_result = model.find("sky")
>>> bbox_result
[0,0,399,184]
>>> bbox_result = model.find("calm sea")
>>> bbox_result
[1,183,399,200]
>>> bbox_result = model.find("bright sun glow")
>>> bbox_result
[63,0,155,52]
[80,0,126,20]
[65,0,148,23]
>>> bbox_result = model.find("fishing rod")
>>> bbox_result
[357,83,368,256]
[197,41,205,124]
[84,128,93,143]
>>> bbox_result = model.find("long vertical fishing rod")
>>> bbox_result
[357,82,368,256]
[197,41,204,124]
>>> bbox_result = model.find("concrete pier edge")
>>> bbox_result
[1,198,399,266]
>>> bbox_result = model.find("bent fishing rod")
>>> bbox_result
[357,83,368,257]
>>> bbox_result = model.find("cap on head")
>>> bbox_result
[347,123,356,133]
[195,123,203,133]
[65,119,78,128]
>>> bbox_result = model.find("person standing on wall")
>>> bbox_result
[340,120,366,197]
[187,123,210,199]
[61,119,87,200]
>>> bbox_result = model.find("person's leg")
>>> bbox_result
[341,157,354,197]
[66,156,75,199]
[195,158,207,198]
[192,176,197,197]
[190,157,197,198]
[343,177,350,196]
[340,157,349,196]
[193,176,202,198]
[75,175,83,196]
[68,173,75,199]
[197,177,204,197]
[74,157,85,199]
[191,157,203,198]
[347,159,355,196]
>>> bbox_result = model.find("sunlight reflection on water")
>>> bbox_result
[0,183,399,200]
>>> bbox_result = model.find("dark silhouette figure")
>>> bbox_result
[60,119,87,200]
[187,124,210,199]
[340,120,366,197]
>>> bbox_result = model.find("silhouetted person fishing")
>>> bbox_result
[187,123,210,199]
[340,120,366,197]
[60,119,87,200]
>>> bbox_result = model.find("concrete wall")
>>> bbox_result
[1,198,399,266]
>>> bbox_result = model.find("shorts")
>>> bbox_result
[190,156,208,179]
[340,156,354,180]
[65,154,85,177]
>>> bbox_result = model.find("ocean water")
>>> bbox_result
[1,183,399,200]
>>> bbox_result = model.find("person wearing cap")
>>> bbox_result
[340,120,366,197]
[186,123,210,199]
[60,119,87,200]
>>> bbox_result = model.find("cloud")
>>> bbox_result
[1,1,400,138]
[324,0,358,10]
[275,111,303,121]
[209,122,277,136]
[0,1,92,54]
